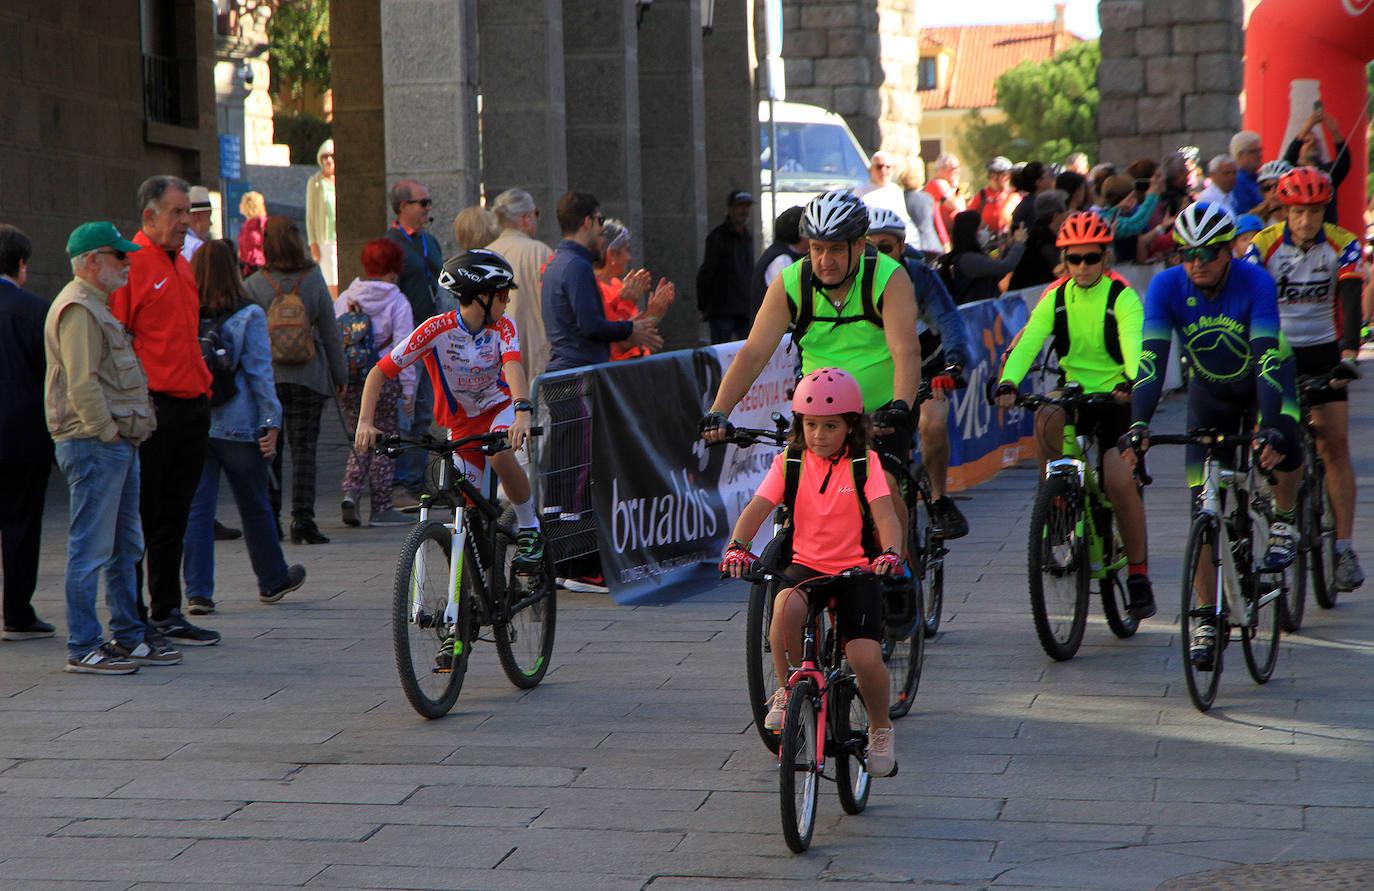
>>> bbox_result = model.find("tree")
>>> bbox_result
[268,1,331,114]
[959,40,1100,180]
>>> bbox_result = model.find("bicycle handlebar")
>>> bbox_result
[378,427,543,458]
[705,427,789,449]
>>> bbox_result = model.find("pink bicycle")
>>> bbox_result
[744,565,882,852]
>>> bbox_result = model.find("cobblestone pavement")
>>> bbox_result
[2,379,1373,890]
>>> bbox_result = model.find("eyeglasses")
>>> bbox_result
[1180,245,1224,263]
[406,198,433,208]
[95,249,128,262]
[1064,252,1104,266]
[876,163,893,170]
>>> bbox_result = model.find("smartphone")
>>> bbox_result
[1314,100,1325,114]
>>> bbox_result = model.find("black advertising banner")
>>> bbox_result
[589,350,728,596]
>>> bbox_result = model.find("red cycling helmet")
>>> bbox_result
[1056,211,1115,247]
[1275,166,1333,206]
[792,367,865,416]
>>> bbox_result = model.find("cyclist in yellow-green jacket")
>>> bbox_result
[994,211,1154,621]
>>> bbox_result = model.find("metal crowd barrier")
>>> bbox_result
[529,367,599,563]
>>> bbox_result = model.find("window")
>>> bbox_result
[918,57,938,91]
[140,0,187,126]
[761,124,869,187]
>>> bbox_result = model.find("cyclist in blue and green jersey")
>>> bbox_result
[1123,202,1303,573]
[703,190,922,537]
[995,211,1155,619]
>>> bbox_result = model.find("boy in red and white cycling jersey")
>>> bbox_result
[1245,167,1365,590]
[354,249,544,567]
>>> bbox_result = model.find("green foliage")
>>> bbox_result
[959,40,1100,183]
[275,112,332,166]
[268,1,331,110]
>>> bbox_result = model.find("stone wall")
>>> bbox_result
[0,1,217,298]
[1097,0,1244,164]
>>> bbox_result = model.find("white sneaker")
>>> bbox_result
[763,687,788,731]
[866,727,898,777]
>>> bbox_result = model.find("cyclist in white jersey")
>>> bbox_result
[1245,167,1366,590]
[354,249,544,567]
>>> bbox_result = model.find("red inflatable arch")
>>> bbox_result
[1244,0,1373,233]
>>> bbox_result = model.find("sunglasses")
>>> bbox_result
[593,214,605,225]
[95,249,129,261]
[1064,252,1104,266]
[1259,182,1275,192]
[321,153,334,160]
[1180,245,1224,263]
[406,198,433,207]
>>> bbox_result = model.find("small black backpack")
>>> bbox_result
[199,313,239,407]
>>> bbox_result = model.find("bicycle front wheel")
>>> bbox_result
[832,679,871,815]
[392,521,473,719]
[1181,514,1224,712]
[1027,476,1090,661]
[1242,567,1283,684]
[779,679,820,853]
[746,536,786,752]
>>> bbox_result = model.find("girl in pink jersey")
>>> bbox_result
[720,368,905,776]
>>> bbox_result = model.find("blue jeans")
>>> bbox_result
[184,438,290,600]
[54,437,146,658]
[396,372,434,490]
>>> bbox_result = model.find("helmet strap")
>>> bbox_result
[476,293,496,327]
[810,242,862,293]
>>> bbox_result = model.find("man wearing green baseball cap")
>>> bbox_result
[45,221,181,674]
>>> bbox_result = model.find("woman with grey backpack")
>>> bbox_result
[244,217,346,545]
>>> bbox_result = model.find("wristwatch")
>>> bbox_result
[513,399,533,413]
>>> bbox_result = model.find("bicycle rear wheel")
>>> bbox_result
[746,536,786,752]
[393,521,473,719]
[1181,514,1224,712]
[493,515,558,689]
[832,679,871,815]
[1097,509,1138,639]
[1312,471,1339,609]
[1243,567,1283,684]
[779,679,820,853]
[1028,476,1090,661]
[884,592,923,719]
[913,490,944,638]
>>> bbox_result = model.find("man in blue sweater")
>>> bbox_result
[543,191,661,372]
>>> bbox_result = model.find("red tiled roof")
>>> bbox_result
[919,22,1082,111]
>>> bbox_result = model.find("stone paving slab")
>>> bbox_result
[3,377,1374,889]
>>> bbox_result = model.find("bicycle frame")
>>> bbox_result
[1191,443,1282,627]
[1037,396,1126,583]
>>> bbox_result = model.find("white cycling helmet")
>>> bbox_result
[801,190,869,243]
[1256,159,1294,184]
[1172,201,1236,249]
[866,206,907,236]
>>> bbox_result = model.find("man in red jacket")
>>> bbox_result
[110,176,221,647]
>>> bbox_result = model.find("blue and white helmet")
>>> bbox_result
[1172,201,1236,249]
[866,206,907,236]
[801,190,869,242]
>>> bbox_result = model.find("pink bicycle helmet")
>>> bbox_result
[792,367,864,416]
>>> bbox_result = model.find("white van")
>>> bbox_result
[758,101,870,242]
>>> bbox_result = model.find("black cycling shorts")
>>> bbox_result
[1039,392,1130,461]
[1184,384,1302,492]
[1292,341,1347,405]
[872,427,914,478]
[781,563,884,643]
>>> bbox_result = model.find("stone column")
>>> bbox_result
[1097,0,1243,163]
[381,0,480,257]
[702,0,761,245]
[331,0,387,287]
[876,0,921,170]
[638,0,708,351]
[563,0,643,252]
[779,0,884,152]
[478,0,568,247]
